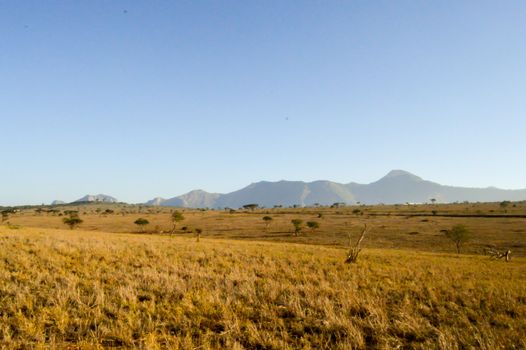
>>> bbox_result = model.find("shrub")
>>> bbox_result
[134,218,150,233]
[63,217,83,230]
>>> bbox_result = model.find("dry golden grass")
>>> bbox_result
[0,227,524,349]
[5,201,526,256]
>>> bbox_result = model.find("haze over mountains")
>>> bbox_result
[145,170,526,208]
[73,194,118,203]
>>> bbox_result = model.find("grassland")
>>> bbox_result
[0,202,525,348]
[4,201,526,256]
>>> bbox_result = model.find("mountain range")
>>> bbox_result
[145,170,526,208]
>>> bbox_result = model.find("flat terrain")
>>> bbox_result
[0,202,525,348]
[0,227,524,349]
[4,201,526,256]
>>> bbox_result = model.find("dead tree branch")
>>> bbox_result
[345,224,368,264]
[487,248,511,262]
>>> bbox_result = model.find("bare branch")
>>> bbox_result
[355,224,368,249]
[345,224,369,264]
[486,248,511,262]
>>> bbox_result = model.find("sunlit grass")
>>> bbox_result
[1,227,524,349]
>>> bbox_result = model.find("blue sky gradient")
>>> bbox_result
[1,1,525,205]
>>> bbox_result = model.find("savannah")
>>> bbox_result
[2,1,526,349]
[1,202,524,349]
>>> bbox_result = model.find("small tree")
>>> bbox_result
[170,211,185,234]
[63,216,83,230]
[1,211,9,223]
[262,216,273,230]
[430,198,436,204]
[444,224,471,254]
[500,201,511,212]
[291,219,303,236]
[195,228,202,242]
[243,203,259,211]
[134,218,149,233]
[306,221,320,232]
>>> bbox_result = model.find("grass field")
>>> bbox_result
[4,202,526,256]
[1,203,525,348]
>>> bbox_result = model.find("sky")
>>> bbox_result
[1,1,525,206]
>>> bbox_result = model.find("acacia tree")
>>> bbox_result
[134,218,150,233]
[306,221,320,233]
[195,228,202,242]
[444,224,471,254]
[243,204,259,211]
[63,215,83,230]
[291,219,303,236]
[170,211,185,234]
[500,201,511,213]
[262,216,273,230]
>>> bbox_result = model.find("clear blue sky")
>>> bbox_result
[1,1,525,206]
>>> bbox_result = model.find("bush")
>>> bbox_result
[134,218,150,232]
[306,221,320,232]
[291,219,303,236]
[63,217,83,230]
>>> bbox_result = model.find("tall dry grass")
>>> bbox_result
[0,227,524,349]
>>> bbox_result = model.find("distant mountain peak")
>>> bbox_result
[381,170,422,181]
[187,189,211,194]
[74,194,118,203]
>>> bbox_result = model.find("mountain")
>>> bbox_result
[216,180,355,208]
[146,190,221,208]
[347,170,443,204]
[51,200,65,205]
[145,170,526,208]
[73,194,118,203]
[348,170,526,204]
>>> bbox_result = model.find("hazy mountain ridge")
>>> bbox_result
[146,170,526,208]
[146,190,221,208]
[74,194,118,203]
